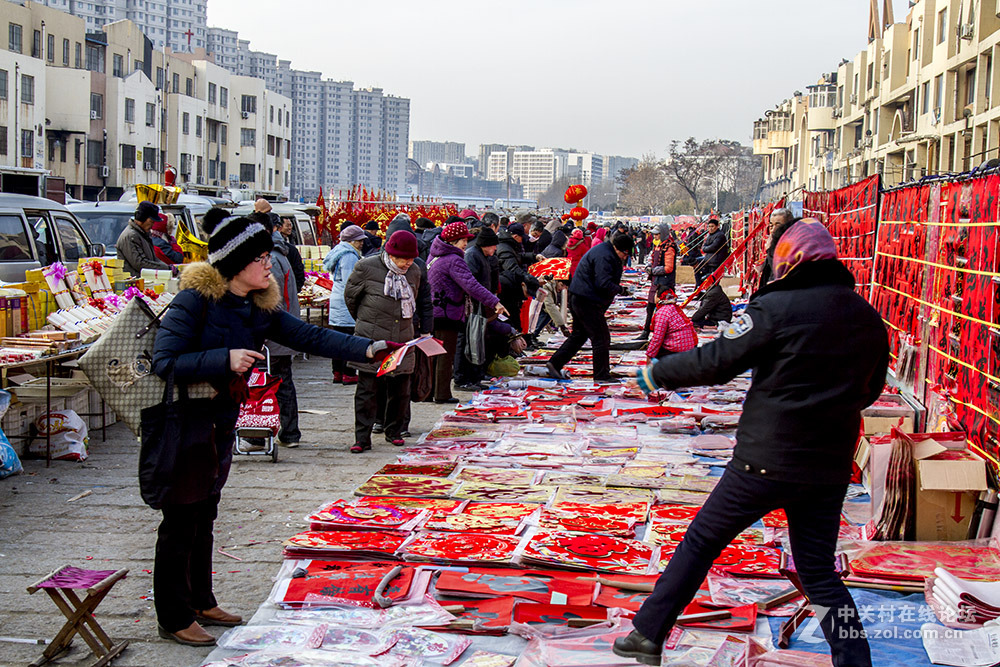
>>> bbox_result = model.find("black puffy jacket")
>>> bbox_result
[497,231,539,303]
[569,242,624,310]
[649,260,888,485]
[152,263,372,502]
[700,229,729,268]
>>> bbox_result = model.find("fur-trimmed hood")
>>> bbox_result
[179,261,282,312]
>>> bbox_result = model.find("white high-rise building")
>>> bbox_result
[409,140,464,166]
[603,155,639,184]
[567,153,604,188]
[33,0,206,52]
[205,27,238,71]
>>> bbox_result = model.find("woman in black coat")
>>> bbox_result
[150,209,395,647]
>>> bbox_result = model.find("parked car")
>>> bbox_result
[233,203,318,245]
[0,194,104,282]
[68,201,203,256]
[117,192,235,233]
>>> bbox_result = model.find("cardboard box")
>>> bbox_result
[914,438,988,541]
[862,394,916,435]
[676,265,696,285]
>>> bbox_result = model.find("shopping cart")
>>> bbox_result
[233,346,281,463]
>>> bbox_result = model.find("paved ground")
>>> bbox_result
[0,356,456,667]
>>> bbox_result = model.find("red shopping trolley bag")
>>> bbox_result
[236,368,282,434]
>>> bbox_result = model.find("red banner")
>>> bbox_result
[804,175,880,295]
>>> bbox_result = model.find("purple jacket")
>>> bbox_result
[428,235,500,322]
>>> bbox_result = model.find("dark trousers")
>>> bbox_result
[154,496,219,632]
[355,371,410,444]
[549,295,612,380]
[375,375,413,431]
[500,293,524,333]
[329,326,357,378]
[533,311,552,336]
[642,302,656,335]
[454,327,485,386]
[271,355,300,444]
[433,326,460,401]
[632,467,871,667]
[695,262,720,285]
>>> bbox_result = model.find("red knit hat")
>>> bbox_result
[441,221,474,242]
[383,230,419,259]
[458,208,480,221]
[152,213,168,234]
[586,221,598,233]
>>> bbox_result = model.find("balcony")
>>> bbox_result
[752,120,770,155]
[766,111,793,149]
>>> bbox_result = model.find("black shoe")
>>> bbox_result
[546,362,569,380]
[371,422,384,434]
[400,430,412,438]
[455,383,485,392]
[594,375,618,383]
[612,629,662,666]
[434,397,460,404]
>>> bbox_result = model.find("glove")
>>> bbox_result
[367,340,405,363]
[510,336,527,355]
[635,360,660,395]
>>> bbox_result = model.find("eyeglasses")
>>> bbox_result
[252,254,272,266]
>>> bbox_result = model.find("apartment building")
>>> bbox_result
[206,29,411,201]
[29,0,206,52]
[0,2,287,199]
[409,140,465,166]
[753,0,1000,198]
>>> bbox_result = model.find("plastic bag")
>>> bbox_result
[0,390,21,479]
[31,410,88,461]
[487,355,520,378]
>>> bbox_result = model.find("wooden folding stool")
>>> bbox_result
[777,551,850,649]
[26,566,129,667]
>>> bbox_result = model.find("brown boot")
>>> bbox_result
[157,621,216,646]
[194,606,243,627]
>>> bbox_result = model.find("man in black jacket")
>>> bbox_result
[614,220,887,667]
[548,234,634,381]
[690,284,733,328]
[497,223,540,331]
[695,218,729,283]
[455,227,502,390]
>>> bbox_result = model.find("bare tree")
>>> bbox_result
[665,138,762,214]
[617,154,670,215]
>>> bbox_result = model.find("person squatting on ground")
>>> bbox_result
[324,224,367,385]
[344,229,421,453]
[640,223,677,341]
[690,283,734,329]
[428,221,508,403]
[613,219,889,667]
[547,233,634,382]
[645,286,697,362]
[149,208,398,647]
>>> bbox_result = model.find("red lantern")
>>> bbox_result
[561,213,571,221]
[564,184,588,204]
[569,206,589,222]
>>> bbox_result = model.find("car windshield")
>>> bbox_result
[73,211,132,254]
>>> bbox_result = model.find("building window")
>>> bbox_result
[121,144,136,169]
[20,75,33,104]
[0,70,7,100]
[241,95,257,114]
[60,140,66,163]
[269,105,274,122]
[8,23,21,54]
[935,74,944,112]
[220,124,227,145]
[220,161,227,180]
[938,9,948,44]
[0,127,7,156]
[86,140,102,167]
[20,129,33,159]
[208,82,216,104]
[156,66,164,90]
[146,102,155,127]
[85,43,103,72]
[134,59,141,73]
[143,147,156,171]
[207,121,218,143]
[195,115,202,137]
[172,72,179,93]
[239,163,255,182]
[113,53,124,77]
[922,81,930,113]
[62,38,69,66]
[185,77,192,96]
[196,155,203,181]
[220,86,228,107]
[32,30,40,58]
[125,97,135,124]
[75,42,81,68]
[47,34,54,62]
[182,112,189,134]
[90,92,102,119]
[967,68,976,106]
[240,128,255,146]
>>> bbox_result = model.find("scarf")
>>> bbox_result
[382,252,415,319]
[772,218,837,281]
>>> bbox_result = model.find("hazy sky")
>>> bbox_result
[208,0,908,159]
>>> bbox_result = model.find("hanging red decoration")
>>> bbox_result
[569,206,589,222]
[564,184,588,204]
[561,213,571,221]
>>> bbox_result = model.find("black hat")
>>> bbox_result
[135,201,159,222]
[202,208,274,280]
[476,227,500,247]
[612,234,635,254]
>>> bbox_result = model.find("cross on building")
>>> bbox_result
[184,28,194,50]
